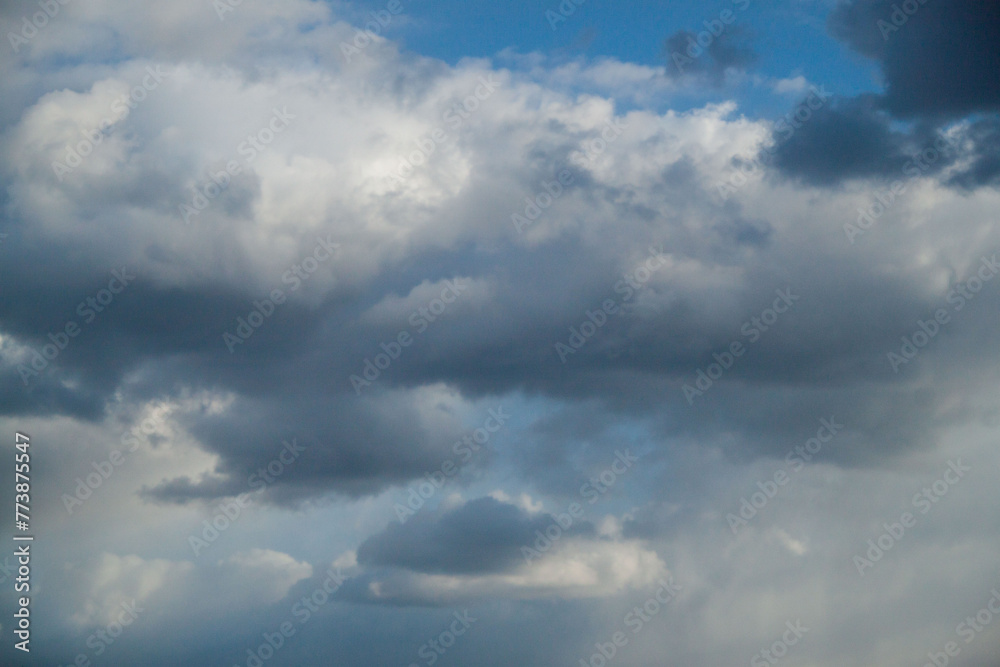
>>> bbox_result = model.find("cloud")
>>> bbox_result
[2,38,999,507]
[829,0,1000,118]
[768,0,1000,186]
[1,1,999,665]
[357,496,594,575]
[349,497,667,604]
[663,26,758,84]
[772,75,810,95]
[61,549,311,629]
[767,94,961,185]
[65,553,193,629]
[140,386,473,503]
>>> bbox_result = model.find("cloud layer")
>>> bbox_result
[1,0,999,665]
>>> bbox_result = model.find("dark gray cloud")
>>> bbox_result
[768,95,910,184]
[140,391,467,504]
[769,0,1000,186]
[357,497,595,575]
[829,0,1000,118]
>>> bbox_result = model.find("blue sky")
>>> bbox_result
[349,0,881,115]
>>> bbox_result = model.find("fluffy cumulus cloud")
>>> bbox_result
[0,0,999,665]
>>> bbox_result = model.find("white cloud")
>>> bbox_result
[66,553,193,628]
[62,548,312,630]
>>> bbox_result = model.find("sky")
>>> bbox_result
[0,0,999,665]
